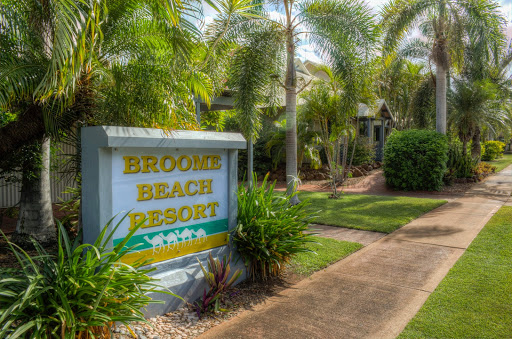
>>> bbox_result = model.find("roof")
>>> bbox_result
[357,99,394,120]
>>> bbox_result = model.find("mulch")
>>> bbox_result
[274,169,474,200]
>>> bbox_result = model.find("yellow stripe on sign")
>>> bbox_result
[120,232,229,265]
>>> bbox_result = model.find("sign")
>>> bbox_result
[81,126,246,270]
[111,148,229,264]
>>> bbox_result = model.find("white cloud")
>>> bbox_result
[296,45,323,64]
[268,11,286,24]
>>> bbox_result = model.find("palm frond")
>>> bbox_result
[228,20,285,141]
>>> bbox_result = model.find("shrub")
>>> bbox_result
[346,136,377,166]
[383,129,449,191]
[446,144,478,180]
[0,217,174,338]
[194,253,242,318]
[233,174,317,280]
[481,140,505,161]
[474,162,497,180]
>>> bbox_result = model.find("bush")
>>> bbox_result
[474,162,497,180]
[383,129,449,191]
[346,136,376,166]
[0,218,173,338]
[481,140,505,161]
[233,174,317,280]
[446,144,477,180]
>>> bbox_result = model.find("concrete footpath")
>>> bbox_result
[200,166,512,339]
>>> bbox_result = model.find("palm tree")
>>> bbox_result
[377,57,427,130]
[457,41,512,158]
[0,0,201,242]
[206,0,378,203]
[448,78,509,156]
[381,0,506,134]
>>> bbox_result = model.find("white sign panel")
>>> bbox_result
[111,147,229,264]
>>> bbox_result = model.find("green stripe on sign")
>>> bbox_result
[113,219,228,252]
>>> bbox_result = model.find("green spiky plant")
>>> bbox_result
[233,173,317,280]
[0,216,179,338]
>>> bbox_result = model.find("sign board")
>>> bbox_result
[111,148,229,264]
[81,126,246,266]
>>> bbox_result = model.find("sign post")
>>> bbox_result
[81,126,246,315]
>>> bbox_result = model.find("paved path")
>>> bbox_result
[201,166,512,339]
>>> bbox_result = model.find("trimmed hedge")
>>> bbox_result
[383,129,449,191]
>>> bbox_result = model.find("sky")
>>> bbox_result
[202,0,512,64]
[297,0,512,63]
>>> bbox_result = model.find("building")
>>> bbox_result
[356,99,394,161]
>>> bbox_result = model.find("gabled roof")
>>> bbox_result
[357,99,394,120]
[295,58,312,76]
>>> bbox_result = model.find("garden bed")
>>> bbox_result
[112,237,362,339]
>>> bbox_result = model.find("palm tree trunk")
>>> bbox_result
[343,134,349,180]
[471,127,481,159]
[15,137,55,243]
[285,30,299,204]
[347,132,357,180]
[462,139,468,155]
[436,64,447,134]
[247,139,254,187]
[436,65,446,134]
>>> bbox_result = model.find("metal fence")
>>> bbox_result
[0,142,78,208]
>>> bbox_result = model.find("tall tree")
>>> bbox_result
[381,0,506,134]
[0,0,203,241]
[206,0,378,203]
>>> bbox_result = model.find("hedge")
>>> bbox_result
[383,129,449,191]
[481,140,505,161]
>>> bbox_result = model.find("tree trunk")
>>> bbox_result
[247,139,254,187]
[341,135,348,183]
[436,64,447,134]
[471,127,481,159]
[336,138,341,170]
[285,31,299,205]
[15,137,55,243]
[346,118,359,180]
[462,139,468,156]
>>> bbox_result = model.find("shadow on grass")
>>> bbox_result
[299,192,447,233]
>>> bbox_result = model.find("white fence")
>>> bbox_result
[0,142,78,208]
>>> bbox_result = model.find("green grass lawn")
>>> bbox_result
[399,206,512,338]
[487,153,512,172]
[299,192,446,233]
[289,236,362,276]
